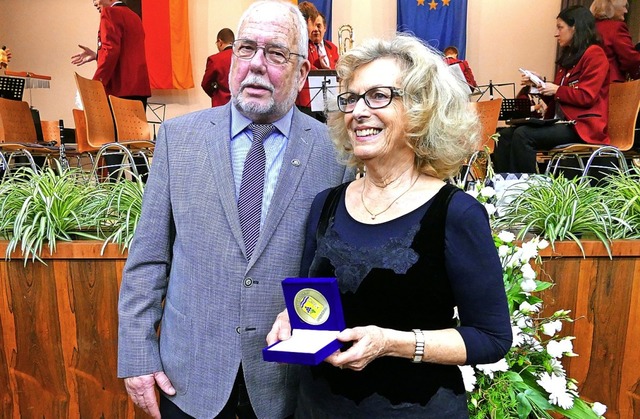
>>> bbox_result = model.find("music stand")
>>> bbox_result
[4,70,51,107]
[308,70,338,116]
[146,102,166,140]
[474,81,516,102]
[0,75,25,101]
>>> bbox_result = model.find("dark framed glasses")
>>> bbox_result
[232,39,305,65]
[336,86,404,113]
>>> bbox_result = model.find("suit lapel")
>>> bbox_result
[205,104,248,255]
[249,109,316,265]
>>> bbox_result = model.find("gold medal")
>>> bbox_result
[293,288,330,325]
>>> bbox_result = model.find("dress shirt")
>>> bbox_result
[230,105,293,227]
[315,42,329,68]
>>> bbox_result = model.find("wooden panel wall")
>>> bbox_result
[0,241,148,418]
[538,240,640,419]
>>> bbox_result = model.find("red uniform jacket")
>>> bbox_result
[201,47,233,107]
[595,19,640,83]
[544,45,610,145]
[444,57,477,90]
[296,40,340,108]
[95,4,151,98]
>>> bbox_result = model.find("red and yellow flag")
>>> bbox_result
[142,0,194,89]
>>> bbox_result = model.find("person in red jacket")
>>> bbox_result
[201,28,235,107]
[443,46,477,92]
[591,0,640,82]
[71,0,151,107]
[309,13,339,70]
[493,5,610,173]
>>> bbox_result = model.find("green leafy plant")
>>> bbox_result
[599,166,640,239]
[0,164,144,263]
[492,174,630,256]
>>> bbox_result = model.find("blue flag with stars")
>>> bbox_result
[397,0,468,58]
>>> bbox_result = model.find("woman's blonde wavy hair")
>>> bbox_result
[590,0,626,20]
[327,34,480,180]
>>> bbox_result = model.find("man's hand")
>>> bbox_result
[124,371,176,419]
[266,309,292,345]
[71,45,97,66]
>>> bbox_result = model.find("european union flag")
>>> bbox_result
[397,0,468,58]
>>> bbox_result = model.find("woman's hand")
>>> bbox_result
[266,309,292,345]
[538,82,559,96]
[324,326,388,371]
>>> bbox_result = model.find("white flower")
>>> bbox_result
[484,203,497,216]
[520,263,537,280]
[480,186,496,198]
[515,313,533,330]
[498,231,515,243]
[549,358,566,376]
[476,358,509,379]
[498,245,510,258]
[520,240,540,261]
[458,365,476,392]
[522,333,544,351]
[537,238,549,250]
[466,189,479,199]
[592,402,607,416]
[519,301,541,314]
[536,372,574,409]
[542,320,563,337]
[547,338,574,358]
[511,325,525,347]
[520,278,537,293]
[554,391,575,410]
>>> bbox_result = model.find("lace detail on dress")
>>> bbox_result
[315,221,421,293]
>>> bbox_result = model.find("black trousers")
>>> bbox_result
[493,123,583,173]
[159,364,257,419]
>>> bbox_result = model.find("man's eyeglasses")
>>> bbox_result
[232,39,305,65]
[336,86,404,113]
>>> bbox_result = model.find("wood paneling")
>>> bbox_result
[0,241,148,418]
[538,240,640,419]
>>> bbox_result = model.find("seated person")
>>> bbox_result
[443,45,477,92]
[493,6,610,174]
[516,85,547,117]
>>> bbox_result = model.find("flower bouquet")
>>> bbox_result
[462,184,607,418]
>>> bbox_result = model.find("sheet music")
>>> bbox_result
[308,74,338,113]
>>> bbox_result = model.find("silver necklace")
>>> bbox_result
[360,174,420,220]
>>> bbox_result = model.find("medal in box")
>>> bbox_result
[262,277,345,365]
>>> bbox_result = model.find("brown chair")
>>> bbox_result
[74,72,140,181]
[0,97,59,177]
[108,95,154,169]
[458,98,503,186]
[545,79,640,177]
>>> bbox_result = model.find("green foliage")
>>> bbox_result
[600,166,640,239]
[0,165,144,263]
[493,174,636,256]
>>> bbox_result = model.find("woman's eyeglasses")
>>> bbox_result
[336,86,404,113]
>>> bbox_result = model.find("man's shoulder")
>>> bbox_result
[165,106,229,129]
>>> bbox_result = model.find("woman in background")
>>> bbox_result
[494,6,610,173]
[268,34,512,418]
[591,0,640,82]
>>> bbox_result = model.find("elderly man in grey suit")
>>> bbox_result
[117,1,347,418]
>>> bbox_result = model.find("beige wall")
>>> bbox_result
[0,0,563,128]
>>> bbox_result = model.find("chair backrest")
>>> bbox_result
[607,79,640,151]
[74,72,115,148]
[469,98,502,154]
[40,120,61,143]
[108,95,151,141]
[72,108,95,154]
[0,97,37,143]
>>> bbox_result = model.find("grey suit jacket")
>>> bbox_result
[117,103,347,418]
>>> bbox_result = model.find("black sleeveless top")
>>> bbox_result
[307,183,465,406]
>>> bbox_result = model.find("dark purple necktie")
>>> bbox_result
[237,123,275,260]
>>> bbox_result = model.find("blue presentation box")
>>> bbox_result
[262,277,345,366]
